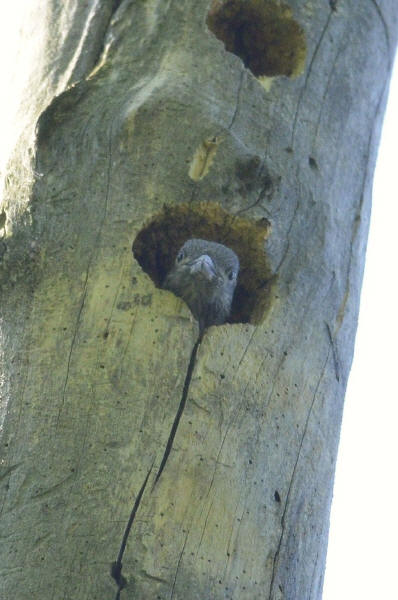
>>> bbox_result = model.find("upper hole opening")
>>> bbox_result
[206,0,307,79]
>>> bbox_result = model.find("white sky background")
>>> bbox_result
[1,5,397,599]
[323,57,398,598]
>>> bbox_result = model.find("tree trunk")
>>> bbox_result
[1,1,396,599]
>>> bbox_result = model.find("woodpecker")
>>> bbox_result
[163,238,239,332]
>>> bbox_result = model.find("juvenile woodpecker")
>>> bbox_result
[163,238,239,332]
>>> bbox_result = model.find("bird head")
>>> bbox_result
[163,238,239,331]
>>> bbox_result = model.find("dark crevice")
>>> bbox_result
[153,335,202,487]
[57,275,89,427]
[65,0,124,87]
[111,463,154,599]
[325,322,340,382]
[111,0,123,15]
[110,323,202,596]
[228,68,245,130]
[71,0,123,85]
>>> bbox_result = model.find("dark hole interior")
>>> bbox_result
[206,0,307,79]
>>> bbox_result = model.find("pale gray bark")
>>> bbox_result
[0,1,397,599]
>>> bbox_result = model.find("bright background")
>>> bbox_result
[1,5,397,599]
[323,56,398,598]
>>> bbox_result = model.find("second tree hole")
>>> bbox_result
[206,0,307,79]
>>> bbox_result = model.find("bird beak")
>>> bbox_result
[189,254,217,281]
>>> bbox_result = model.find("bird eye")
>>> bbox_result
[176,250,184,263]
[227,270,236,281]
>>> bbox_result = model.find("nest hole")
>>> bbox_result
[206,0,306,79]
[132,202,275,325]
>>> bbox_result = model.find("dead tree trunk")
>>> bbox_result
[1,1,397,598]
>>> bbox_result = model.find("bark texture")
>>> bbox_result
[0,1,397,599]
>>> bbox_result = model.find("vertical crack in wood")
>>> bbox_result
[234,167,273,217]
[57,121,113,426]
[268,348,331,598]
[274,195,300,273]
[228,68,246,131]
[169,529,190,599]
[57,277,89,426]
[341,69,391,328]
[311,36,348,148]
[111,462,154,599]
[153,335,202,487]
[325,322,340,382]
[290,11,332,148]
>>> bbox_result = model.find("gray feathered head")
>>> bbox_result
[163,238,239,331]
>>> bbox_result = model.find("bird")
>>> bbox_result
[163,238,239,332]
